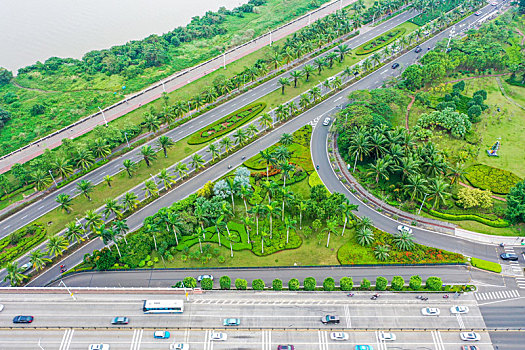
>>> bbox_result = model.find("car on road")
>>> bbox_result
[323,117,331,126]
[0,304,4,312]
[13,315,33,324]
[391,63,400,69]
[330,332,349,341]
[153,330,170,339]
[111,316,129,325]
[89,345,110,350]
[397,225,412,234]
[491,1,498,5]
[475,11,481,16]
[197,274,214,282]
[500,253,518,261]
[355,346,373,350]
[379,332,396,341]
[461,346,479,350]
[20,262,32,273]
[321,315,340,324]
[421,307,440,316]
[450,306,469,314]
[277,346,295,350]
[223,318,241,326]
[415,46,422,53]
[170,344,189,350]
[210,331,227,341]
[460,332,481,341]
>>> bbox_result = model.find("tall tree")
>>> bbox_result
[122,159,136,178]
[29,249,51,271]
[3,262,27,286]
[157,136,175,158]
[103,198,122,219]
[55,193,73,214]
[140,145,157,167]
[76,180,94,201]
[46,234,69,258]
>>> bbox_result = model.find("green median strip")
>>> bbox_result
[470,257,502,273]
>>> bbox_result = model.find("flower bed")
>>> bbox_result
[0,223,46,267]
[465,164,522,195]
[187,102,266,145]
[355,28,406,55]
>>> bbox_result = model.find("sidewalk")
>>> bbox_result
[455,228,524,247]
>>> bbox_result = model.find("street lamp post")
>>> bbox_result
[98,107,108,126]
[417,193,430,215]
[161,81,166,92]
[223,52,226,69]
[124,132,130,148]
[48,170,58,187]
[59,280,77,301]
[269,29,272,46]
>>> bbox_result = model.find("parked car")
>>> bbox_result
[321,315,340,324]
[330,332,349,341]
[170,344,189,350]
[277,346,295,350]
[197,274,214,282]
[111,317,129,325]
[397,225,412,234]
[500,253,518,261]
[153,330,170,339]
[223,318,241,326]
[13,316,33,324]
[88,345,110,350]
[323,117,331,126]
[379,332,396,341]
[421,307,440,316]
[391,63,400,69]
[210,331,227,341]
[450,306,469,314]
[460,332,481,341]
[415,46,422,53]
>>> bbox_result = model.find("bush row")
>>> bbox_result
[0,223,46,267]
[471,257,502,273]
[427,206,510,228]
[355,28,406,55]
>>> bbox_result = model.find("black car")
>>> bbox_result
[500,253,518,261]
[415,46,422,53]
[13,315,34,324]
[321,315,340,324]
[391,63,400,69]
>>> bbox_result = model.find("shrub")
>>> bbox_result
[428,207,509,227]
[252,278,265,290]
[340,277,353,291]
[288,278,300,291]
[235,278,247,290]
[390,276,404,291]
[323,277,335,291]
[355,28,406,55]
[471,257,502,273]
[360,278,371,290]
[375,276,388,291]
[409,275,422,290]
[273,278,283,291]
[425,276,443,291]
[465,164,522,195]
[303,277,316,291]
[183,277,197,288]
[220,275,231,290]
[201,278,213,290]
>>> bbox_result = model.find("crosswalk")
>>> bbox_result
[262,330,272,350]
[58,329,74,350]
[503,246,524,276]
[130,329,143,350]
[317,330,329,350]
[343,305,351,328]
[516,276,525,289]
[474,289,520,300]
[430,330,446,350]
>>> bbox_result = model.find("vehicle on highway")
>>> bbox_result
[415,46,422,53]
[111,316,129,325]
[391,63,400,69]
[321,315,340,324]
[355,346,373,350]
[323,117,331,126]
[475,11,481,15]
[197,274,214,282]
[421,307,440,316]
[223,318,241,326]
[460,332,481,341]
[330,332,349,341]
[491,1,497,5]
[0,304,4,312]
[88,345,110,350]
[153,330,170,339]
[397,225,412,234]
[143,300,184,313]
[277,346,295,350]
[500,253,518,261]
[170,344,189,350]
[12,315,33,324]
[379,332,396,341]
[20,262,32,273]
[210,331,227,341]
[461,346,479,350]
[450,306,469,314]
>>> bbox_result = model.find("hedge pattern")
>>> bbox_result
[465,164,522,195]
[428,207,510,228]
[355,28,406,55]
[0,223,46,267]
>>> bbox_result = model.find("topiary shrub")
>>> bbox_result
[465,164,522,195]
[375,276,388,291]
[273,278,283,291]
[425,276,443,291]
[409,275,422,290]
[183,276,197,288]
[201,278,213,290]
[220,276,231,290]
[323,277,335,291]
[391,276,404,291]
[360,278,371,290]
[303,277,316,291]
[235,278,247,290]
[340,277,353,291]
[252,279,265,290]
[288,278,300,291]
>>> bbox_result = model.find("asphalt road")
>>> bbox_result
[0,9,419,238]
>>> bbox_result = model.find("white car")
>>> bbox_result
[0,304,4,312]
[379,332,396,341]
[421,307,440,316]
[197,274,214,282]
[88,345,110,350]
[323,117,331,126]
[330,332,349,341]
[491,1,497,5]
[450,306,469,314]
[210,332,227,341]
[474,11,481,16]
[397,225,412,234]
[460,332,481,341]
[20,262,32,273]
[170,344,189,350]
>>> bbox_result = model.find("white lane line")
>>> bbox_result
[38,205,45,209]
[21,215,27,219]
[334,96,343,102]
[58,329,69,350]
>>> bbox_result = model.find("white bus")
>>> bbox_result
[143,300,184,314]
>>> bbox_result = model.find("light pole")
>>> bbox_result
[417,193,430,215]
[124,132,130,148]
[48,170,58,187]
[308,13,311,25]
[269,29,272,46]
[446,26,455,52]
[98,107,108,126]
[161,81,166,92]
[223,51,226,69]
[59,280,77,301]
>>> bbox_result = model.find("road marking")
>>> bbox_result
[38,205,45,209]
[130,328,143,350]
[59,328,74,350]
[262,329,272,350]
[456,314,465,329]
[317,330,328,350]
[474,289,520,300]
[344,304,351,328]
[431,330,445,350]
[21,215,27,219]
[380,69,389,74]
[334,96,343,102]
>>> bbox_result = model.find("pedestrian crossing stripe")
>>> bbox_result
[474,290,520,300]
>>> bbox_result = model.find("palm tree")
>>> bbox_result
[310,86,322,101]
[242,216,254,243]
[314,57,327,74]
[29,249,51,271]
[273,145,291,163]
[246,124,258,139]
[335,44,351,62]
[259,149,275,181]
[175,162,189,179]
[84,209,103,233]
[233,128,247,145]
[395,156,421,182]
[268,51,282,70]
[447,162,467,185]
[356,227,375,247]
[297,200,307,229]
[427,177,450,209]
[260,113,273,130]
[276,104,287,121]
[190,154,205,170]
[265,201,281,239]
[214,215,225,247]
[52,157,73,180]
[56,193,73,214]
[279,163,295,189]
[143,179,159,198]
[326,52,338,68]
[367,158,391,184]
[248,203,263,236]
[157,136,175,158]
[290,70,303,88]
[140,145,157,167]
[114,220,129,243]
[394,231,415,251]
[158,168,175,189]
[239,185,253,213]
[32,169,52,191]
[65,221,85,244]
[92,138,111,159]
[348,129,371,172]
[339,202,358,236]
[207,143,220,161]
[123,192,139,212]
[46,234,69,258]
[299,93,311,109]
[284,216,297,244]
[76,180,93,201]
[3,262,27,286]
[355,216,374,232]
[122,159,136,178]
[75,148,94,170]
[103,175,113,188]
[374,245,390,261]
[143,113,160,133]
[369,132,387,159]
[279,133,294,146]
[324,219,338,248]
[103,198,122,219]
[220,137,233,153]
[278,77,291,94]
[405,174,428,201]
[302,64,315,81]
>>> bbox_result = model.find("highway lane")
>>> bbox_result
[0,9,419,239]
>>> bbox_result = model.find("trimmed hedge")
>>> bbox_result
[0,223,46,267]
[465,164,522,195]
[308,171,324,187]
[428,207,510,228]
[220,275,231,290]
[272,278,283,291]
[187,102,266,144]
[355,28,406,55]
[471,257,502,273]
[304,277,316,291]
[235,278,247,290]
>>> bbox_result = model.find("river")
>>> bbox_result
[0,0,245,73]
